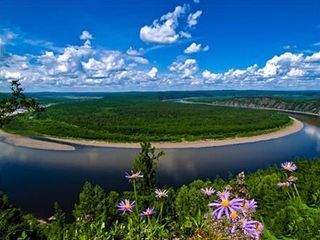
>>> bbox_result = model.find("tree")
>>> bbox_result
[73,182,107,222]
[0,79,43,126]
[132,142,164,195]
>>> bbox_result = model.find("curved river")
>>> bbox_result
[0,113,319,218]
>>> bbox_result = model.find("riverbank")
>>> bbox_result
[0,117,303,150]
[0,130,75,151]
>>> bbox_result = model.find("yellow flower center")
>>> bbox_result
[124,203,131,209]
[230,212,238,219]
[221,200,230,207]
[256,224,262,231]
[243,202,249,209]
[288,176,295,181]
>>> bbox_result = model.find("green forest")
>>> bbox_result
[1,93,291,142]
[1,143,320,239]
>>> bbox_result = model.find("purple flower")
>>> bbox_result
[242,219,264,238]
[229,211,239,222]
[287,176,298,183]
[281,162,297,172]
[140,208,156,217]
[242,199,258,212]
[155,189,169,199]
[228,225,238,234]
[201,187,216,196]
[277,182,291,188]
[209,191,243,220]
[117,199,135,213]
[125,171,143,181]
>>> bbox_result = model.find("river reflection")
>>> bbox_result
[0,114,319,218]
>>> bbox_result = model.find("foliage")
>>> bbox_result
[2,93,292,142]
[1,144,320,239]
[132,142,164,195]
[0,80,43,126]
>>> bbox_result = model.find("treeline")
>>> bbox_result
[1,143,320,239]
[2,95,291,142]
[194,96,320,116]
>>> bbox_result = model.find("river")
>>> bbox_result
[0,113,319,218]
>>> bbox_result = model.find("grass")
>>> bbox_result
[1,93,292,142]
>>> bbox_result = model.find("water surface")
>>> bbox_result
[0,114,319,218]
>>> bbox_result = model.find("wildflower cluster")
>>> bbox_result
[277,161,300,201]
[277,162,298,188]
[207,189,263,239]
[118,171,169,221]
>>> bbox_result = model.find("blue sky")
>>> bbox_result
[0,0,319,91]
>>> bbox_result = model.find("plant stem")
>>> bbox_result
[157,201,164,223]
[133,180,139,216]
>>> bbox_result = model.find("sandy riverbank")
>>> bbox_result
[0,117,304,150]
[0,130,75,151]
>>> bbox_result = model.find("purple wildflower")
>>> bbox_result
[287,176,298,183]
[125,171,143,181]
[281,162,297,172]
[277,182,291,188]
[228,225,237,234]
[117,199,135,213]
[155,189,169,199]
[209,191,243,220]
[201,187,216,196]
[242,199,258,212]
[242,219,264,238]
[140,208,156,217]
[229,211,239,222]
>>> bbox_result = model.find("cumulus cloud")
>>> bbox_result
[169,58,198,79]
[147,67,158,79]
[140,5,187,44]
[1,29,320,91]
[80,30,93,46]
[184,42,209,54]
[187,10,202,27]
[201,51,320,89]
[0,33,159,90]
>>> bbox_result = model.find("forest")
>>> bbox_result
[0,142,320,239]
[1,92,292,142]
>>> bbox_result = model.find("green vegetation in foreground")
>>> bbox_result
[2,93,291,142]
[1,143,320,239]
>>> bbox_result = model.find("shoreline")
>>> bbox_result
[0,117,304,150]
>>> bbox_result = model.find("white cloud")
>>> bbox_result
[202,70,222,82]
[169,58,198,78]
[126,47,144,56]
[80,31,93,46]
[0,31,16,46]
[80,31,93,41]
[187,10,202,27]
[147,67,158,79]
[1,28,320,91]
[313,42,320,46]
[306,52,320,62]
[184,42,209,54]
[140,5,187,44]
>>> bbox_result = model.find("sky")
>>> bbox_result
[0,0,319,91]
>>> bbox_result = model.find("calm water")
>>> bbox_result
[0,114,319,218]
